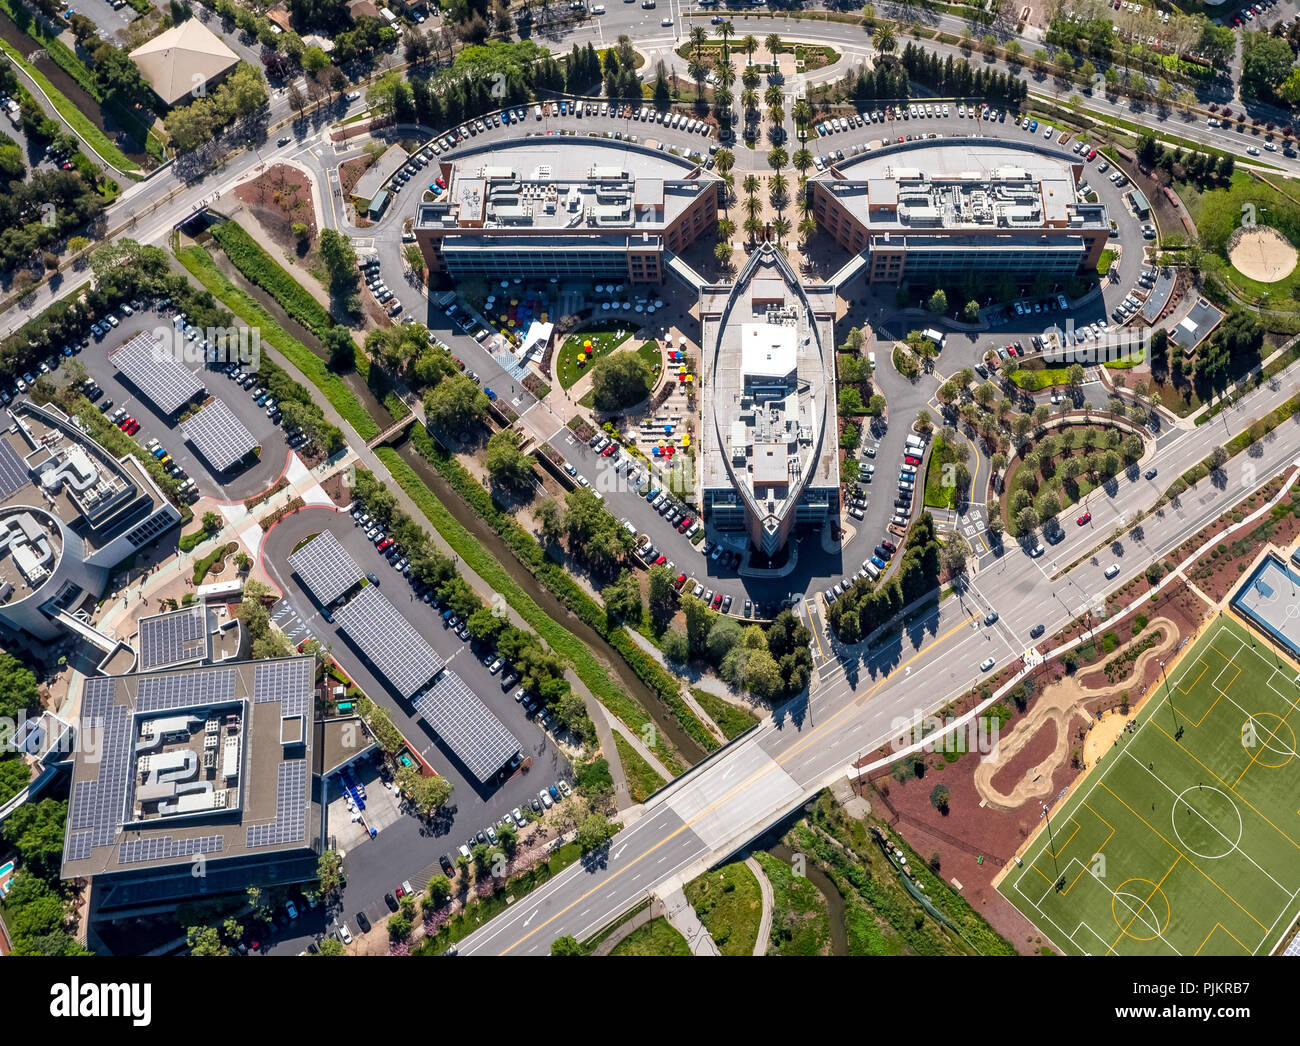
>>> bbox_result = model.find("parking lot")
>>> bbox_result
[46,302,301,503]
[263,507,573,830]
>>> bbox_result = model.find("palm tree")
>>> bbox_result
[742,174,760,196]
[792,97,812,131]
[764,32,782,59]
[768,171,788,202]
[791,147,813,175]
[768,145,787,172]
[714,148,735,176]
[741,87,758,112]
[743,215,763,242]
[764,83,783,108]
[714,19,733,60]
[798,214,817,243]
[689,25,708,63]
[742,35,758,62]
[744,196,762,221]
[772,216,790,243]
[714,241,733,267]
[717,217,736,240]
[714,59,736,88]
[873,24,896,54]
[767,104,785,127]
[741,63,760,90]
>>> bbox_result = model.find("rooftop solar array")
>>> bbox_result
[0,439,29,499]
[334,585,443,699]
[136,667,237,712]
[110,331,205,415]
[118,834,224,865]
[412,670,520,782]
[137,603,209,672]
[253,658,314,719]
[69,677,133,850]
[288,530,362,608]
[245,760,308,848]
[181,398,257,472]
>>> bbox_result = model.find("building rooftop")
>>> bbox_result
[819,139,1108,234]
[129,20,239,107]
[135,600,242,673]
[62,656,319,883]
[416,139,716,236]
[0,400,169,610]
[353,143,409,204]
[1170,297,1224,353]
[700,244,839,541]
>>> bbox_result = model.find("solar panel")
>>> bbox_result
[136,667,237,712]
[181,398,257,472]
[118,834,224,865]
[412,670,521,782]
[253,658,314,719]
[137,604,209,672]
[288,530,362,608]
[65,831,93,863]
[245,760,308,848]
[109,331,205,415]
[0,439,28,498]
[334,585,443,699]
[67,701,132,848]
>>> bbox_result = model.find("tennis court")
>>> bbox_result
[999,614,1300,955]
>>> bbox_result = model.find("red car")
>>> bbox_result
[881,540,896,553]
[674,573,687,590]
[711,592,723,609]
[1006,344,1017,357]
[1077,512,1091,526]
[127,421,140,435]
[654,554,666,566]
[119,416,134,430]
[601,445,614,457]
[1086,149,1097,161]
[904,455,921,467]
[378,537,393,551]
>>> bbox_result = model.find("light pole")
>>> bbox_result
[1160,659,1181,741]
[1042,801,1060,881]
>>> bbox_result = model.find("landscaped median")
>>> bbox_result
[376,438,691,776]
[176,244,379,442]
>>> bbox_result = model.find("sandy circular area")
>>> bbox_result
[1227,225,1299,283]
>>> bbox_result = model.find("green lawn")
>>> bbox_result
[923,434,961,510]
[754,851,831,955]
[555,322,635,390]
[999,615,1300,955]
[1010,366,1073,392]
[690,688,760,740]
[608,917,691,955]
[612,733,666,802]
[1097,248,1117,276]
[684,861,763,956]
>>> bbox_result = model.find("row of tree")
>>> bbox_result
[662,605,814,701]
[828,512,942,643]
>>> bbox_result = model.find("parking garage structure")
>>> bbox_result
[412,139,721,285]
[811,138,1111,284]
[700,244,840,560]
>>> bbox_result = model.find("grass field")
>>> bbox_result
[608,917,690,956]
[1000,614,1300,956]
[555,322,634,390]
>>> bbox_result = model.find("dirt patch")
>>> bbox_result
[987,718,1061,802]
[232,164,317,257]
[1227,225,1298,283]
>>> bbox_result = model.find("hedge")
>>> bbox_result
[176,245,379,441]
[375,441,688,776]
[405,425,719,756]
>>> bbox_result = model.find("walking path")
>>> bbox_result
[744,856,773,956]
[656,884,720,956]
[623,628,727,745]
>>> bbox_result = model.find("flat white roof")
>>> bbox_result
[741,323,797,380]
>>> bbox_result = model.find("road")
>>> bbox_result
[455,363,1300,953]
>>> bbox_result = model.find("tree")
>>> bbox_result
[424,373,489,432]
[396,767,453,816]
[963,299,980,322]
[551,935,583,955]
[187,925,226,956]
[317,849,345,899]
[603,569,643,623]
[317,228,357,289]
[577,812,614,853]
[0,652,40,721]
[647,563,676,619]
[930,783,951,813]
[427,874,451,907]
[484,427,536,490]
[2,799,66,881]
[873,23,896,53]
[318,937,345,956]
[927,288,947,315]
[589,351,653,412]
[661,628,690,664]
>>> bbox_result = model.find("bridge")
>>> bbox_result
[366,412,419,449]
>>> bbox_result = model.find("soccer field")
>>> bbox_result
[999,615,1300,956]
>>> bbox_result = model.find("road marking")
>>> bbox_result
[612,843,627,860]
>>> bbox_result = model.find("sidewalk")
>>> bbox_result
[655,884,720,955]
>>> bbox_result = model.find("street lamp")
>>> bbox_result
[1042,801,1060,881]
[1160,659,1182,741]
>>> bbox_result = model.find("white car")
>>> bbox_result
[337,922,353,944]
[539,788,554,809]
[345,91,361,102]
[980,657,995,672]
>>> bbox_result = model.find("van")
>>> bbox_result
[867,351,876,369]
[905,435,925,450]
[590,3,605,11]
[865,562,880,581]
[1104,564,1120,580]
